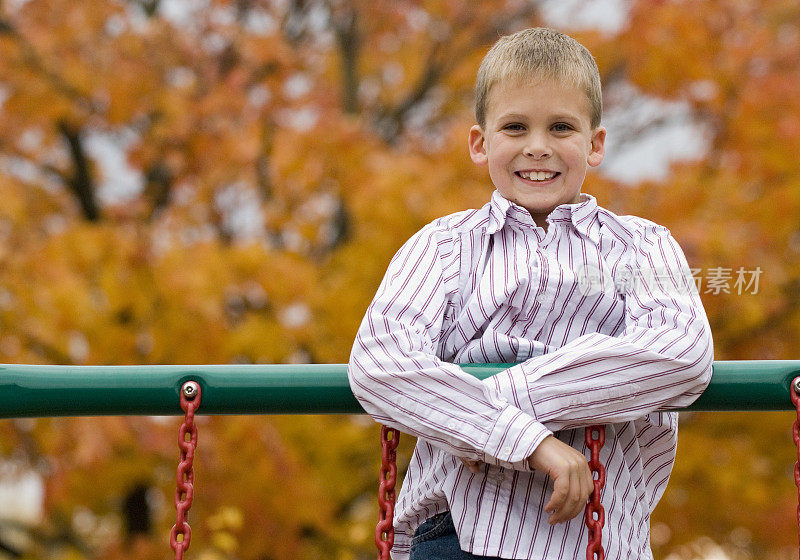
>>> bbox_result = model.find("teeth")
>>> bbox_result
[519,171,557,181]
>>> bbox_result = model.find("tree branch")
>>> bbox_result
[331,3,360,114]
[57,121,100,222]
[374,3,542,143]
[144,160,173,220]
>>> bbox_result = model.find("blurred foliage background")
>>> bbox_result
[0,0,798,558]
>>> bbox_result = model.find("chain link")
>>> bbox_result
[376,425,400,560]
[790,377,800,560]
[585,425,606,560]
[171,381,201,560]
[375,424,605,560]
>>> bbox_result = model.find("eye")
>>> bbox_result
[551,122,574,133]
[502,123,526,133]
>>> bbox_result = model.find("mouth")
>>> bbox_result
[515,170,560,182]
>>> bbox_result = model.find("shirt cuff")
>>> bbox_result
[484,405,552,464]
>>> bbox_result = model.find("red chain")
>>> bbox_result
[585,425,606,560]
[374,424,606,560]
[790,377,800,559]
[171,381,201,560]
[376,425,400,560]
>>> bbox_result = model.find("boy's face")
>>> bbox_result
[469,77,606,228]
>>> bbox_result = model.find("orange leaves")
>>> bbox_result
[652,411,799,557]
[0,0,798,558]
[590,3,800,555]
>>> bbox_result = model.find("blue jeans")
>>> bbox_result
[409,512,498,559]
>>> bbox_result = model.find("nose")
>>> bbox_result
[523,132,552,159]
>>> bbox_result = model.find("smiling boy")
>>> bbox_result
[468,77,605,230]
[349,28,712,559]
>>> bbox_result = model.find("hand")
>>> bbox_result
[527,435,593,525]
[460,457,484,473]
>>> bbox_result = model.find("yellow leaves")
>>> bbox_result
[54,550,86,560]
[207,506,243,533]
[205,506,243,555]
[593,0,800,368]
[0,0,127,125]
[653,412,798,556]
[0,1,798,558]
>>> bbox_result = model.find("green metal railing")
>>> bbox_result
[1,361,798,418]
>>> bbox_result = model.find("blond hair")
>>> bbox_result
[475,27,602,129]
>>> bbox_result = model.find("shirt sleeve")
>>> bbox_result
[485,224,714,432]
[348,225,552,464]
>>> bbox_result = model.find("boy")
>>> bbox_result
[348,27,713,560]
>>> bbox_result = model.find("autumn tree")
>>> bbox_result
[0,1,545,559]
[596,2,800,558]
[0,0,798,559]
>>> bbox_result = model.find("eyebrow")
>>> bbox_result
[495,111,584,124]
[550,113,583,122]
[496,112,528,121]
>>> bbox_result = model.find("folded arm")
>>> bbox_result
[486,225,714,432]
[348,225,552,464]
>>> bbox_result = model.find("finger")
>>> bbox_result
[555,467,582,524]
[564,467,581,521]
[574,459,594,519]
[571,464,590,520]
[545,475,568,523]
[460,458,482,474]
[572,461,590,514]
[551,460,591,524]
[583,462,594,504]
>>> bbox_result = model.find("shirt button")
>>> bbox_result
[501,446,512,456]
[447,421,457,430]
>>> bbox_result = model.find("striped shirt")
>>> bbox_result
[348,191,713,559]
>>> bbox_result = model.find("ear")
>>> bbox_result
[468,125,488,166]
[587,126,606,168]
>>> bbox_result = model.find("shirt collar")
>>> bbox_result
[487,190,598,235]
